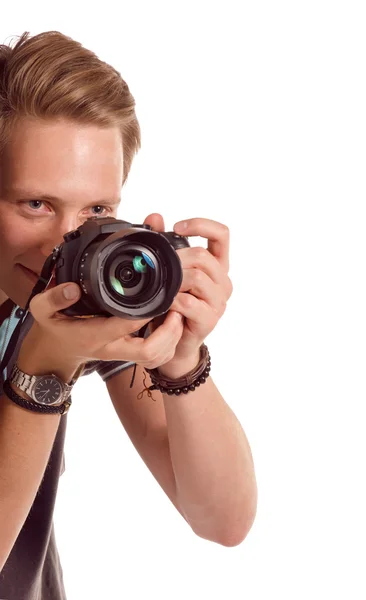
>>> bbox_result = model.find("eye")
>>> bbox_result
[28,200,44,210]
[23,201,111,215]
[20,200,51,213]
[91,205,109,215]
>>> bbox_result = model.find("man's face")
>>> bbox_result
[0,117,123,308]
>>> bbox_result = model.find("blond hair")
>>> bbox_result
[0,31,141,185]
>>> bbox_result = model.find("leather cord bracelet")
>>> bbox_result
[3,379,72,414]
[2,363,85,415]
[137,343,211,400]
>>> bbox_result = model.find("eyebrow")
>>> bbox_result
[6,188,121,205]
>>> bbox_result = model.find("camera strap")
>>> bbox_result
[128,320,151,390]
[0,247,60,376]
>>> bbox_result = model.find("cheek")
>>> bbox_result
[0,211,39,261]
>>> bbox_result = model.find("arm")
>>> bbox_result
[107,361,257,547]
[0,357,78,572]
[107,214,257,546]
[0,267,188,570]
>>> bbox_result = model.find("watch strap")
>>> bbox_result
[9,364,73,405]
[3,379,72,414]
[4,362,85,415]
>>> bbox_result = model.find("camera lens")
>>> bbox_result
[115,256,147,289]
[72,224,185,319]
[120,266,134,283]
[105,247,158,302]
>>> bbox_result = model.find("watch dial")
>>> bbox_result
[34,377,63,405]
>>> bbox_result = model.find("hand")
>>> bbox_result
[143,214,233,377]
[17,280,185,380]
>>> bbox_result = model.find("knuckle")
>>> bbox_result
[138,345,151,363]
[140,344,157,365]
[194,246,207,262]
[210,313,219,329]
[181,293,195,309]
[219,299,227,317]
[212,298,226,318]
[146,356,162,369]
[192,269,204,285]
[221,223,230,238]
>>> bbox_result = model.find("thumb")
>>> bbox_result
[143,213,165,232]
[29,282,81,321]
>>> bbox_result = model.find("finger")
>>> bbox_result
[29,282,82,322]
[177,269,224,315]
[174,218,230,273]
[176,246,233,302]
[143,213,165,232]
[170,292,217,333]
[112,311,183,368]
[141,311,184,367]
[132,311,183,363]
[176,247,233,300]
[100,314,154,342]
[101,310,184,367]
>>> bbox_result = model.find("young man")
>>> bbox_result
[0,31,257,599]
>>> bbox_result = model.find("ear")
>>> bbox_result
[143,213,165,232]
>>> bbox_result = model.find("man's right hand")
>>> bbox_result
[16,282,184,381]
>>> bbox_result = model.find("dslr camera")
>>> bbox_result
[53,216,190,320]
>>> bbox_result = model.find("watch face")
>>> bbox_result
[33,376,63,406]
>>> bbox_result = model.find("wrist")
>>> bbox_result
[140,344,211,400]
[16,354,81,385]
[9,380,32,401]
[17,326,82,384]
[156,348,201,379]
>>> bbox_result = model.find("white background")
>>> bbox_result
[2,1,366,599]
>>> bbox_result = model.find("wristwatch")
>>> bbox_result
[9,363,76,408]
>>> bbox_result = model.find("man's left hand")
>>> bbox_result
[143,213,233,377]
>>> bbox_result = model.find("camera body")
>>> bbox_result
[55,216,190,319]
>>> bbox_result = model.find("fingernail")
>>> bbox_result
[174,221,188,232]
[63,284,79,300]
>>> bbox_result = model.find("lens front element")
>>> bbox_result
[105,246,158,302]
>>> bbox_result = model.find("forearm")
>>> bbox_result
[0,392,60,570]
[162,374,257,547]
[0,356,77,571]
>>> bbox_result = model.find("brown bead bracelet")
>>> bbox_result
[137,344,211,400]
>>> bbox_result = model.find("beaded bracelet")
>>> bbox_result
[137,344,211,400]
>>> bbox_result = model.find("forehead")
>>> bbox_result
[0,117,123,200]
